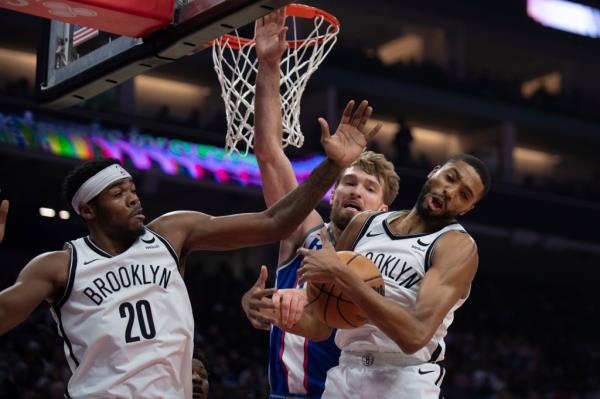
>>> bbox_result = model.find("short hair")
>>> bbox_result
[337,151,400,205]
[62,158,121,210]
[446,154,491,199]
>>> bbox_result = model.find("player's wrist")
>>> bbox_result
[257,60,280,72]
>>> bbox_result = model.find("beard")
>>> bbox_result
[415,181,456,223]
[95,204,145,242]
[330,204,353,231]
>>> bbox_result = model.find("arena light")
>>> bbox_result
[376,34,424,65]
[59,210,71,220]
[527,0,600,38]
[0,48,36,85]
[521,72,562,98]
[39,207,56,218]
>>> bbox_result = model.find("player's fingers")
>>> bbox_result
[367,122,383,140]
[291,295,304,327]
[258,265,269,288]
[253,315,272,330]
[280,292,292,328]
[297,247,313,257]
[278,26,288,45]
[318,226,334,249]
[277,6,286,23]
[297,267,310,284]
[287,294,301,328]
[254,287,276,302]
[272,290,281,321]
[350,100,368,127]
[340,100,355,125]
[360,106,373,130]
[318,118,331,142]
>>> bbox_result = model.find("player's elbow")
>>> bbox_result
[393,327,431,355]
[397,340,425,355]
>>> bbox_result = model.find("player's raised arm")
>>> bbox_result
[0,251,68,335]
[254,9,324,257]
[254,8,296,206]
[150,100,382,253]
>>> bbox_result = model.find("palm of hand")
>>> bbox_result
[256,28,286,62]
[323,123,367,167]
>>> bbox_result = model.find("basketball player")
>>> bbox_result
[0,199,8,243]
[281,154,491,398]
[240,10,400,398]
[192,356,209,399]
[0,95,381,398]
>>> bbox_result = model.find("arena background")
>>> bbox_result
[1,0,599,397]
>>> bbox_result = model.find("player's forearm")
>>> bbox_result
[0,287,34,335]
[286,303,332,341]
[334,270,431,354]
[264,158,341,239]
[254,61,283,160]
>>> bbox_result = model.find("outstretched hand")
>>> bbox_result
[0,199,8,243]
[255,7,287,64]
[241,265,278,330]
[320,100,382,167]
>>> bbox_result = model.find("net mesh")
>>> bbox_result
[212,6,339,155]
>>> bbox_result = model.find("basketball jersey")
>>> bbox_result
[336,211,471,365]
[50,228,194,399]
[269,224,341,399]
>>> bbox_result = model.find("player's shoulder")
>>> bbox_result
[149,210,210,230]
[437,229,477,250]
[22,249,70,281]
[30,249,70,267]
[336,211,386,250]
[431,229,478,268]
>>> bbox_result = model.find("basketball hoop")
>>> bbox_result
[212,3,340,155]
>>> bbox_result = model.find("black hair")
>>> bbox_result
[447,154,491,199]
[62,158,121,210]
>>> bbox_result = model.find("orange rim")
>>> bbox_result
[212,3,340,49]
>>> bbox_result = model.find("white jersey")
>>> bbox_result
[335,211,471,365]
[50,228,194,399]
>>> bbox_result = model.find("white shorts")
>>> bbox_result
[322,352,445,399]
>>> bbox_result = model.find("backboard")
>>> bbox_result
[36,0,294,109]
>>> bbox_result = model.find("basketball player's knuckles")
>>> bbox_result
[361,251,423,289]
[80,263,173,306]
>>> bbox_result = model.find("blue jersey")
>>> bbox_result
[268,224,341,399]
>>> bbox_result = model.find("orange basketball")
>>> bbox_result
[306,251,385,329]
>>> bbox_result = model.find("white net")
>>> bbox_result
[212,4,339,155]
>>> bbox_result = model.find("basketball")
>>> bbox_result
[306,251,385,329]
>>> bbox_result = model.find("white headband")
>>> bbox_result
[71,164,132,215]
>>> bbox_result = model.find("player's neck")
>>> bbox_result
[87,227,138,256]
[390,208,452,235]
[330,222,342,243]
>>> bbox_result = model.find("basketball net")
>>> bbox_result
[212,4,339,155]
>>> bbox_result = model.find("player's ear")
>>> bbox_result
[329,190,336,205]
[378,203,388,212]
[80,203,95,221]
[427,165,441,179]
